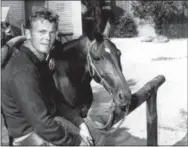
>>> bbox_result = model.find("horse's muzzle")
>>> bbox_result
[120,104,129,112]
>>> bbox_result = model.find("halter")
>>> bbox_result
[87,40,113,94]
[86,39,129,134]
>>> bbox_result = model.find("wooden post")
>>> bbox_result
[146,88,158,146]
[127,75,165,146]
[128,75,165,114]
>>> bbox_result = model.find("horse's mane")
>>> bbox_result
[61,38,80,52]
[52,35,88,60]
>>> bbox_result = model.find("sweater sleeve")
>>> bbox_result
[9,69,80,146]
[50,81,84,127]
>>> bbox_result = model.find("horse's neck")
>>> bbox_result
[59,37,90,61]
[56,36,91,77]
[62,38,81,52]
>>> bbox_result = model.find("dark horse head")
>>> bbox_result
[85,32,131,111]
[52,20,131,115]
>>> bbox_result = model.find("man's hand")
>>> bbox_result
[79,122,94,145]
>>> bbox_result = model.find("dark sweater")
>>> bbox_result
[1,44,82,146]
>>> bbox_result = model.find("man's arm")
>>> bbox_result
[52,78,94,145]
[50,77,84,127]
[9,69,80,146]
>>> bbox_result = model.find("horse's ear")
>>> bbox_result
[102,19,111,38]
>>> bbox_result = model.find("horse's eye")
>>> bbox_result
[92,55,101,61]
[90,52,101,61]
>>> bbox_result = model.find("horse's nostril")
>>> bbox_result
[118,92,124,101]
[120,106,126,111]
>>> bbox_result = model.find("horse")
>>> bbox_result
[50,24,132,129]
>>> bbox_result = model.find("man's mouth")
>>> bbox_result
[41,43,49,46]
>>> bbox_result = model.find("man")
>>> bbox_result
[1,7,93,146]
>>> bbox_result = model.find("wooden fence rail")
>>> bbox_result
[128,75,165,145]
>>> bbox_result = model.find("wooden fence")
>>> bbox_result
[128,75,165,145]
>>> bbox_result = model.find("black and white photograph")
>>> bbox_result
[1,0,187,146]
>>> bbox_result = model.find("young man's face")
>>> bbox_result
[28,19,56,55]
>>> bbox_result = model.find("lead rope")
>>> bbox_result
[86,40,128,134]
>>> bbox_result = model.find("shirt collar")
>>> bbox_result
[20,44,46,66]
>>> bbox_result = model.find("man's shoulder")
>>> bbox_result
[2,50,38,82]
[10,49,35,67]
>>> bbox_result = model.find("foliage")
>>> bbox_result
[131,1,188,37]
[110,13,138,38]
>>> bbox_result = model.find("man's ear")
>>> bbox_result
[25,29,31,40]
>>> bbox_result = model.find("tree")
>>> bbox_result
[131,1,188,36]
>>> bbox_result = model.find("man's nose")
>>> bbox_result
[44,33,51,41]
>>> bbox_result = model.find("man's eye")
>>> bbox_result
[50,31,56,34]
[40,30,46,34]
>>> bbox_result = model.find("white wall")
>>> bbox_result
[2,1,25,28]
[47,1,82,39]
[71,1,82,38]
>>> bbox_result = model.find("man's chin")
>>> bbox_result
[40,48,51,54]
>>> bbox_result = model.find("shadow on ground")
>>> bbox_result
[174,132,188,146]
[152,56,187,61]
[105,127,146,145]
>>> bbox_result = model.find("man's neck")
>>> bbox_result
[24,41,47,61]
